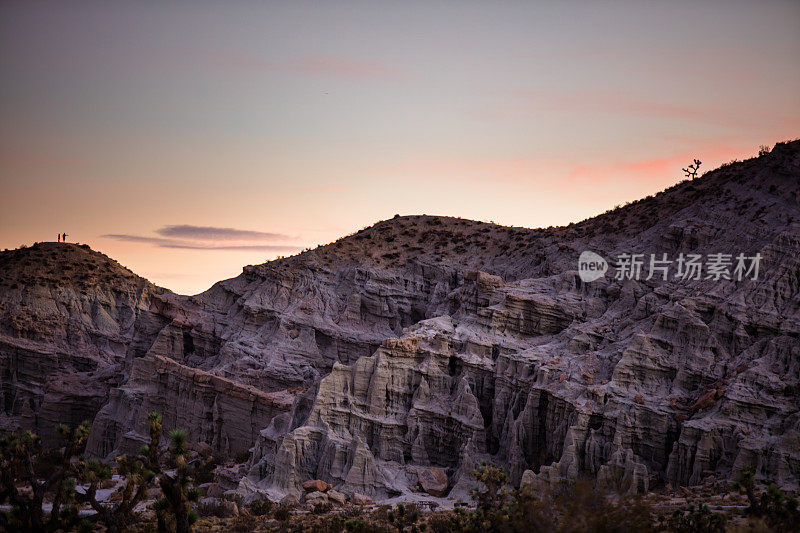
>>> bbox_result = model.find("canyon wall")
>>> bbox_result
[2,141,799,500]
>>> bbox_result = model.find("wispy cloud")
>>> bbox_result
[169,46,405,81]
[520,90,725,123]
[155,225,291,241]
[391,139,757,190]
[462,90,798,132]
[103,225,301,252]
[162,243,300,251]
[284,56,404,80]
[103,234,175,246]
[103,234,299,251]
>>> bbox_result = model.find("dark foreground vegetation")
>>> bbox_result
[0,415,213,532]
[1,422,798,532]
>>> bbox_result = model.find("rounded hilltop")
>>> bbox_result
[0,241,156,292]
[268,139,800,278]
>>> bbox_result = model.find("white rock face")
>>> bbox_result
[3,141,800,501]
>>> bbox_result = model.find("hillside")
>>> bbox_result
[1,141,799,505]
[0,242,164,441]
[272,140,798,282]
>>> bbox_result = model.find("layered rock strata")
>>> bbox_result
[1,141,798,500]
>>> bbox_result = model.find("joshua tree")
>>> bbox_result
[85,412,204,533]
[144,413,202,533]
[78,453,153,533]
[470,461,509,512]
[0,422,91,532]
[682,159,702,179]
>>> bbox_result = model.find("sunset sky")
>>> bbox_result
[1,1,798,294]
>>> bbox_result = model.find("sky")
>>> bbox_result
[1,1,798,294]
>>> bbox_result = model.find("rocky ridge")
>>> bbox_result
[0,243,164,442]
[1,141,799,503]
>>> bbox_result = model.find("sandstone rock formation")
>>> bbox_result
[2,141,799,503]
[0,243,163,443]
[244,141,800,498]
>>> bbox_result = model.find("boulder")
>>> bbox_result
[691,389,717,412]
[201,483,224,498]
[198,482,214,496]
[219,500,239,518]
[520,469,535,488]
[302,479,330,493]
[352,493,373,506]
[193,441,213,457]
[305,491,329,505]
[199,497,239,518]
[280,494,300,507]
[418,467,449,497]
[327,489,346,505]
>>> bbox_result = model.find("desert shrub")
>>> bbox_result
[470,461,509,512]
[309,514,345,533]
[145,417,204,533]
[661,503,725,533]
[312,501,334,515]
[733,466,800,532]
[387,503,421,532]
[443,463,658,532]
[426,511,470,533]
[753,484,800,532]
[230,514,259,532]
[247,496,274,516]
[196,499,230,518]
[274,504,293,521]
[553,481,654,532]
[370,504,392,523]
[334,505,365,520]
[0,423,91,532]
[224,492,244,507]
[344,518,372,532]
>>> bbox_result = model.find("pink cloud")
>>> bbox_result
[390,140,759,192]
[508,90,800,130]
[514,89,728,126]
[563,142,757,186]
[285,56,404,80]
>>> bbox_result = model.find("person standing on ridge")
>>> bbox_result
[57,233,61,242]
[63,233,68,243]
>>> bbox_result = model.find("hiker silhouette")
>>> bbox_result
[62,233,68,243]
[57,233,61,243]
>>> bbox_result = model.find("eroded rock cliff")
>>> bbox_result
[0,243,162,443]
[243,141,800,498]
[2,141,799,502]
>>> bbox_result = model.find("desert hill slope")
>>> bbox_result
[0,242,164,441]
[1,141,799,501]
